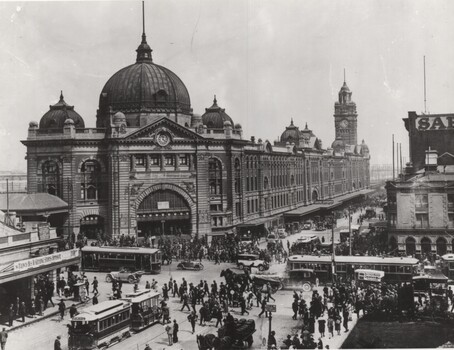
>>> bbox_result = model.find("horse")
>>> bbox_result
[196,333,217,350]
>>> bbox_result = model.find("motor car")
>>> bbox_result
[237,253,269,271]
[176,261,204,271]
[106,268,143,284]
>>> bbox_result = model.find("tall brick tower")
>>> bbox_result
[334,76,358,146]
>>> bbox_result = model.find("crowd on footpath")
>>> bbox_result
[1,270,100,330]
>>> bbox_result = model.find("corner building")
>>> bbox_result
[22,28,370,242]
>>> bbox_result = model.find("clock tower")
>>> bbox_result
[334,78,357,146]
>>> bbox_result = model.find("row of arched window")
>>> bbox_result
[399,236,450,256]
[40,159,104,200]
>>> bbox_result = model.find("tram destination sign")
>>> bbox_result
[415,115,454,131]
[13,249,80,272]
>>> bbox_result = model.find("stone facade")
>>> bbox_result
[21,29,370,241]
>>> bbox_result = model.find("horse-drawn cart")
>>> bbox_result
[197,319,256,350]
[250,274,284,293]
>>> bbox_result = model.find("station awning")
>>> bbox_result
[0,193,68,216]
[284,203,326,218]
[237,216,276,228]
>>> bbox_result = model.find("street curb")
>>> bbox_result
[7,300,85,332]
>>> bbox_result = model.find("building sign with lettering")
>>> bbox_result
[13,249,80,272]
[415,116,454,131]
[157,201,170,210]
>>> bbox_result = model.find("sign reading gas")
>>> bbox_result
[416,116,454,131]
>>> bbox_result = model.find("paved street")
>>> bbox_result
[4,211,378,350]
[4,207,379,350]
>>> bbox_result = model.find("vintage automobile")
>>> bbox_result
[105,268,144,284]
[237,254,269,272]
[176,261,204,271]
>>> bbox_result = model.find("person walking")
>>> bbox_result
[187,311,198,334]
[172,319,179,343]
[342,308,349,332]
[318,318,326,337]
[91,277,99,294]
[58,300,66,321]
[84,278,90,297]
[69,304,78,318]
[54,335,62,350]
[181,292,190,311]
[292,299,298,320]
[0,328,8,350]
[327,317,334,338]
[240,297,249,316]
[334,315,341,335]
[258,299,267,318]
[215,307,223,328]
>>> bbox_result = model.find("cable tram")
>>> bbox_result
[81,246,161,274]
[121,290,162,331]
[68,300,131,350]
[286,255,419,283]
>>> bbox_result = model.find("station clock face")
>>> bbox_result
[156,132,170,146]
[340,119,349,129]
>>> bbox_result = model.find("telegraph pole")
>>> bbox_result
[348,207,352,255]
[331,211,336,283]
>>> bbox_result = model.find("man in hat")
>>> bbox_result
[54,335,62,350]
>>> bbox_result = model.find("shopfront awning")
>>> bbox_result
[0,249,80,284]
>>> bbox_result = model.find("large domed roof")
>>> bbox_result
[96,31,191,127]
[202,96,233,129]
[39,92,85,130]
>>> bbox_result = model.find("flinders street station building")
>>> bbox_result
[21,28,370,242]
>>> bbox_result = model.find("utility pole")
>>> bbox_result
[331,211,336,283]
[348,206,352,255]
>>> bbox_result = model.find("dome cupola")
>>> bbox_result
[280,119,299,144]
[39,91,85,130]
[96,6,191,128]
[201,96,233,129]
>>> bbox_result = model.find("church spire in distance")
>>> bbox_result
[136,1,153,63]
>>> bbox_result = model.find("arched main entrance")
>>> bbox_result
[136,188,192,237]
[80,215,105,240]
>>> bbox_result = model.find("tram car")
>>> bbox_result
[121,289,162,331]
[68,300,131,350]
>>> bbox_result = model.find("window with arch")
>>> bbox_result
[421,237,432,256]
[264,176,269,190]
[234,158,241,193]
[81,160,103,200]
[437,237,447,256]
[208,158,223,195]
[42,160,60,196]
[406,237,416,256]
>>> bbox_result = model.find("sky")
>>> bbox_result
[1,0,454,172]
